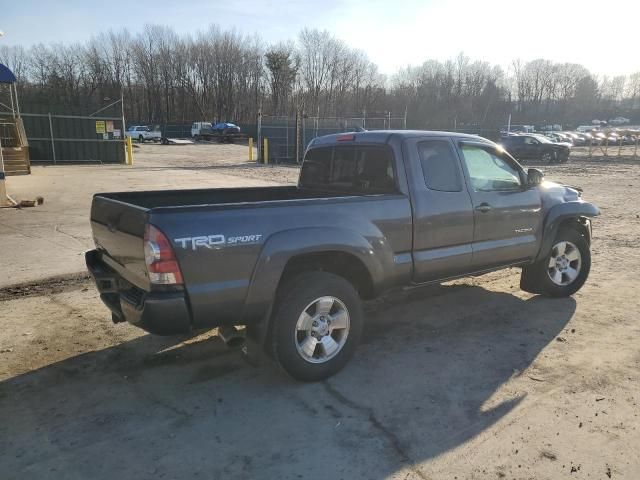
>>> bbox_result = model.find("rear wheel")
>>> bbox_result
[272,272,363,381]
[521,228,590,297]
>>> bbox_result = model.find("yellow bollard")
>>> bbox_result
[248,137,254,161]
[263,138,269,164]
[126,136,134,165]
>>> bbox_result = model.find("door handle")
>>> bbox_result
[475,203,492,213]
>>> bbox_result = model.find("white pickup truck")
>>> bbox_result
[125,125,161,142]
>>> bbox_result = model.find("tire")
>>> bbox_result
[138,135,144,143]
[521,227,591,297]
[271,271,363,381]
[541,150,557,164]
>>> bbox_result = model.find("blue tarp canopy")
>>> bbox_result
[0,63,16,84]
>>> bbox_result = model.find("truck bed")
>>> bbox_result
[97,185,341,210]
[90,185,383,293]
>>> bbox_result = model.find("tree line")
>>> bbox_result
[1,24,639,129]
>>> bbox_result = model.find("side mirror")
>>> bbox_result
[527,168,544,186]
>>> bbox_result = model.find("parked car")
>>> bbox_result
[553,133,571,143]
[86,130,599,381]
[562,132,586,146]
[607,133,621,145]
[125,125,161,142]
[592,132,607,144]
[581,132,599,145]
[191,122,243,142]
[500,134,571,163]
[544,132,567,144]
[609,116,630,126]
[500,124,534,134]
[212,122,241,134]
[574,133,591,144]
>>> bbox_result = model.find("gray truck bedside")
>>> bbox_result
[86,130,599,381]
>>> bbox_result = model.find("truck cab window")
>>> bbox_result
[418,140,462,192]
[300,145,396,194]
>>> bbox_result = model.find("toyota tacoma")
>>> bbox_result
[86,130,599,381]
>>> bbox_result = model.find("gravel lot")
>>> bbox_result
[0,143,297,287]
[1,144,639,479]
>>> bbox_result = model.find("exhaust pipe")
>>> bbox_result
[218,325,245,348]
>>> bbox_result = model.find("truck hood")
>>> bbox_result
[539,180,584,211]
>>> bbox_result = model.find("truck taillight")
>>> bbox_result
[337,134,355,141]
[144,224,183,285]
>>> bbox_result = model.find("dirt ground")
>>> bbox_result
[1,145,640,479]
[0,143,298,287]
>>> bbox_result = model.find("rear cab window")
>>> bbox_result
[300,145,397,194]
[417,140,462,192]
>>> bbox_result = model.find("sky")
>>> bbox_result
[1,0,639,77]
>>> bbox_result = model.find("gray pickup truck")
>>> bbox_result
[86,130,599,381]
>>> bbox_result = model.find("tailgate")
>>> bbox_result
[90,194,150,290]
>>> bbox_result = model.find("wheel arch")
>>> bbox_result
[242,227,387,320]
[277,250,374,300]
[240,227,389,356]
[535,201,599,262]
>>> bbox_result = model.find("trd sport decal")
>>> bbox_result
[174,234,263,251]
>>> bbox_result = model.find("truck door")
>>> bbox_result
[457,141,542,268]
[403,137,475,282]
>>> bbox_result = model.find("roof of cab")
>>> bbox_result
[309,130,494,146]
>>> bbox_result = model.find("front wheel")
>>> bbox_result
[138,135,144,143]
[272,272,363,381]
[521,228,591,297]
[541,150,558,164]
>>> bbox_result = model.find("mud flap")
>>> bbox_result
[520,264,543,294]
[241,321,268,367]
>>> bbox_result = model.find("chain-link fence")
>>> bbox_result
[257,112,407,164]
[0,95,127,164]
[9,112,126,164]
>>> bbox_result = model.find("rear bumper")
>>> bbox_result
[86,250,192,335]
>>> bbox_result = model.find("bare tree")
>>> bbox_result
[5,24,640,130]
[265,43,298,115]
